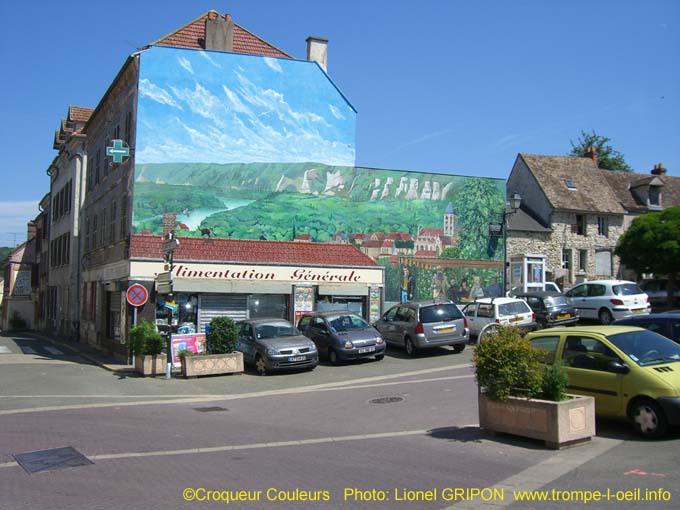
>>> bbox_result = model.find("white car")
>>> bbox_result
[564,279,651,324]
[507,281,561,297]
[461,297,536,339]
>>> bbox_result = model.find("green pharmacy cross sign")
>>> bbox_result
[106,139,130,164]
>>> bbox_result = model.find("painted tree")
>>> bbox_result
[569,130,633,172]
[616,206,680,304]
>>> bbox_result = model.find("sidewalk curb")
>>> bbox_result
[29,333,135,374]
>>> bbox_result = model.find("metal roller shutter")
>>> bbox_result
[198,294,248,333]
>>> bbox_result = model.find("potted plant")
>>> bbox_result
[180,316,244,378]
[473,326,595,449]
[128,319,166,377]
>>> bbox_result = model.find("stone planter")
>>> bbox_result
[478,391,595,449]
[181,352,244,378]
[135,354,167,377]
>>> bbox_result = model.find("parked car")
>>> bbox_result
[639,279,680,307]
[461,297,535,339]
[514,291,579,329]
[613,313,680,344]
[564,279,651,325]
[297,311,385,364]
[526,325,680,437]
[507,281,561,297]
[374,300,469,357]
[236,318,318,375]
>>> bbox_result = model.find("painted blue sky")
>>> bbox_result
[0,1,678,245]
[136,47,356,166]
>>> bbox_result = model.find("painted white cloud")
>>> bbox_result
[263,57,283,73]
[198,50,222,68]
[328,104,346,120]
[139,79,183,109]
[178,56,194,74]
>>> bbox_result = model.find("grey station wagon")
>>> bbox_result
[374,300,469,356]
[297,311,385,364]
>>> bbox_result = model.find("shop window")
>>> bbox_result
[156,293,198,335]
[248,294,288,319]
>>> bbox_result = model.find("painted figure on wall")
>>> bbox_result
[484,277,503,297]
[431,268,450,300]
[400,266,416,302]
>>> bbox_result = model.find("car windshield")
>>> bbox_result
[612,283,643,296]
[328,314,370,332]
[607,330,680,366]
[545,296,568,307]
[498,301,531,316]
[419,304,463,323]
[255,321,300,339]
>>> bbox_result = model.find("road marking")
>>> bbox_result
[43,346,64,356]
[441,437,622,510]
[0,366,474,415]
[0,425,477,469]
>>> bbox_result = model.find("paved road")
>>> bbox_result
[0,332,678,510]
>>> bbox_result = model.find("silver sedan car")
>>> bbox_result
[236,318,318,375]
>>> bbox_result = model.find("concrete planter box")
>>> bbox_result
[135,354,167,377]
[181,352,244,378]
[478,392,595,449]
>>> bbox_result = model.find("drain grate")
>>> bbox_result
[369,396,404,404]
[193,406,229,412]
[13,446,94,474]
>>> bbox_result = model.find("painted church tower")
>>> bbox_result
[443,202,456,236]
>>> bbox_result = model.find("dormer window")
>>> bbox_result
[564,179,577,190]
[649,185,661,207]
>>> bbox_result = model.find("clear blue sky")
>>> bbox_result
[1,0,678,246]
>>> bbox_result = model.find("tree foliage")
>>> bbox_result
[616,206,680,302]
[207,316,239,354]
[569,130,633,172]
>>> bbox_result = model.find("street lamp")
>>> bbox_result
[502,192,522,294]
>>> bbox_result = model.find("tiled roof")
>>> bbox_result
[520,154,625,214]
[130,235,378,267]
[414,250,437,258]
[605,171,680,212]
[69,105,94,123]
[153,10,291,58]
[419,228,444,237]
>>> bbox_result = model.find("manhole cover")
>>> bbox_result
[369,396,404,404]
[193,406,229,412]
[13,446,94,474]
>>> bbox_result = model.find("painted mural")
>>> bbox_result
[133,47,505,306]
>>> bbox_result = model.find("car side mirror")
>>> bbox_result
[607,359,630,374]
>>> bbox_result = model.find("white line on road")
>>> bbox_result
[0,364,474,415]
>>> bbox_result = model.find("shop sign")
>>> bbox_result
[293,285,314,324]
[170,333,206,365]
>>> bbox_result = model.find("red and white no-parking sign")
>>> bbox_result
[126,284,149,307]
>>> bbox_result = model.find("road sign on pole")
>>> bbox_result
[126,284,149,307]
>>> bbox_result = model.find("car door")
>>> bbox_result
[566,283,591,319]
[308,316,332,354]
[463,303,480,336]
[237,322,257,364]
[376,306,400,345]
[557,334,624,416]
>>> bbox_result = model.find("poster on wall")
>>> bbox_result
[369,288,382,323]
[170,333,206,365]
[293,285,315,324]
[12,270,31,296]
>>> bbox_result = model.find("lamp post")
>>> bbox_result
[502,192,522,294]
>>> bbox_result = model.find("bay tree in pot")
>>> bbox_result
[473,326,595,449]
[128,319,166,377]
[181,316,244,378]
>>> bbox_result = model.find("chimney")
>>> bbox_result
[651,163,667,176]
[306,36,328,72]
[204,12,233,52]
[162,213,176,239]
[584,146,598,166]
[26,221,37,241]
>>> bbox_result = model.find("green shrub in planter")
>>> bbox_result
[128,319,165,356]
[541,361,569,402]
[472,326,544,401]
[207,316,239,354]
[176,349,195,359]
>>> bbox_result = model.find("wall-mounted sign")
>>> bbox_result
[106,139,130,164]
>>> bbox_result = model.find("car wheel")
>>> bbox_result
[478,323,499,342]
[452,343,465,353]
[374,353,385,361]
[629,399,667,437]
[328,348,341,365]
[598,308,614,325]
[255,355,267,376]
[404,337,417,357]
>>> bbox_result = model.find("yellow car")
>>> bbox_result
[525,326,680,437]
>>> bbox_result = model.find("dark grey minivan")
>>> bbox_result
[297,311,386,364]
[374,300,469,356]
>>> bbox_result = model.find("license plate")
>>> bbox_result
[632,308,645,314]
[437,327,455,333]
[557,314,570,320]
[510,316,522,323]
[288,356,306,362]
[358,346,375,354]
